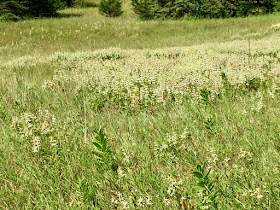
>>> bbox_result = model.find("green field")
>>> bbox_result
[1,4,280,209]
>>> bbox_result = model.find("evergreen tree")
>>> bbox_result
[0,0,71,20]
[25,0,56,17]
[0,0,27,16]
[99,0,123,17]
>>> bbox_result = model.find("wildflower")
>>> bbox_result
[198,192,204,197]
[256,194,263,200]
[207,149,219,166]
[164,198,171,206]
[146,196,153,206]
[241,110,247,115]
[32,136,41,153]
[50,137,57,147]
[117,167,127,178]
[137,197,144,207]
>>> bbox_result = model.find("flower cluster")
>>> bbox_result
[2,33,280,109]
[11,109,58,153]
[154,131,189,161]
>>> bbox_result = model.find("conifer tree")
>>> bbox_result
[99,0,123,17]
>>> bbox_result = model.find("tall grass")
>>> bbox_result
[0,5,280,62]
[1,4,280,209]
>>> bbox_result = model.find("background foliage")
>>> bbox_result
[131,0,280,19]
[1,0,280,20]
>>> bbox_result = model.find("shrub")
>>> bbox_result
[131,0,160,19]
[0,0,27,17]
[61,0,75,7]
[276,1,280,12]
[0,12,21,21]
[99,0,123,17]
[0,0,69,20]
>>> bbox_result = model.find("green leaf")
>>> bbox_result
[198,182,206,188]
[93,142,102,150]
[193,172,203,179]
[197,164,202,171]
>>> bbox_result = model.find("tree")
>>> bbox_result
[99,0,123,17]
[131,0,159,19]
[0,0,68,20]
[0,0,27,16]
[25,0,57,17]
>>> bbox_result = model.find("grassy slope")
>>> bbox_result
[0,5,280,62]
[1,4,280,209]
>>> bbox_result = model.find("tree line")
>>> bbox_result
[0,0,280,21]
[131,0,280,19]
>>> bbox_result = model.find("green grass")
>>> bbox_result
[1,4,280,209]
[0,4,280,62]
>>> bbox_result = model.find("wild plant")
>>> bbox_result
[74,177,96,208]
[221,72,233,93]
[245,77,261,91]
[193,163,219,209]
[92,128,112,167]
[204,115,215,132]
[0,99,8,122]
[200,88,210,104]
[11,110,59,154]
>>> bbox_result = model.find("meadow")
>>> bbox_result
[1,2,280,209]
